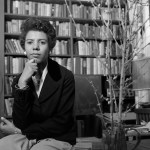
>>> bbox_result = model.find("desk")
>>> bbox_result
[127,139,150,150]
[126,126,150,150]
[96,112,136,124]
[75,137,150,150]
[103,112,136,121]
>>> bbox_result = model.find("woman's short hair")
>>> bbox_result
[20,17,56,51]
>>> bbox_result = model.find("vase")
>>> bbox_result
[102,126,127,150]
[102,125,142,150]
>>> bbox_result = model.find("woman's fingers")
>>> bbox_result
[1,117,10,125]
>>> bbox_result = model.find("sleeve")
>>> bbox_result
[12,76,35,129]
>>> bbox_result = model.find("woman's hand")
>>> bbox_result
[18,58,38,88]
[0,117,21,135]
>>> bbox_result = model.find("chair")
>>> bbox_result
[134,108,150,125]
[74,75,103,138]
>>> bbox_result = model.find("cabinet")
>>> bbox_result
[0,0,132,119]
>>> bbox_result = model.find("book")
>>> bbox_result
[74,142,92,150]
[16,40,25,54]
[5,39,14,53]
[11,39,19,53]
[77,120,85,137]
[4,76,12,95]
[6,0,11,13]
[5,98,14,116]
[74,57,81,74]
[9,39,16,53]
[81,58,87,75]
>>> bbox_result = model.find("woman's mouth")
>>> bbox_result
[32,54,40,58]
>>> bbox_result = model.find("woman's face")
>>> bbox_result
[25,30,50,64]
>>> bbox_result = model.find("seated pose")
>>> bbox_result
[0,18,76,150]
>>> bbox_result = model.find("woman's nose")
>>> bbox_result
[33,42,40,51]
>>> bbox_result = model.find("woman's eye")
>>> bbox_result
[26,41,33,44]
[40,41,46,45]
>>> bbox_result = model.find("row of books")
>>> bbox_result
[6,20,70,37]
[6,0,69,18]
[72,4,124,20]
[73,57,124,75]
[4,56,126,75]
[94,0,125,6]
[6,19,123,40]
[5,57,27,74]
[6,0,124,20]
[73,23,123,39]
[5,39,25,54]
[52,40,70,55]
[5,38,122,57]
[5,39,70,56]
[52,57,72,71]
[73,41,122,57]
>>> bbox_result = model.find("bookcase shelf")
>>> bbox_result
[5,33,71,40]
[5,13,122,26]
[0,0,134,119]
[5,13,71,22]
[5,53,26,57]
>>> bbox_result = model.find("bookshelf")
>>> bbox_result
[0,0,5,119]
[0,0,134,120]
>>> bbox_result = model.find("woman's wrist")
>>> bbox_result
[15,84,29,90]
[18,80,27,89]
[18,76,29,88]
[16,77,29,90]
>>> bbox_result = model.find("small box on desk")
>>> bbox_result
[74,137,103,150]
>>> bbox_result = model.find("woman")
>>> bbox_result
[0,18,76,150]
